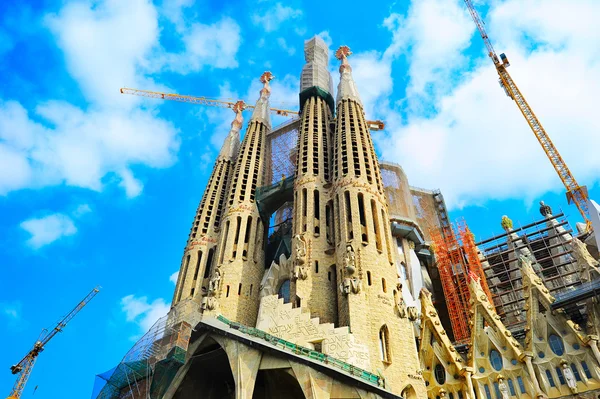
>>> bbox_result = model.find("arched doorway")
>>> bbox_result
[402,384,418,399]
[172,337,235,399]
[252,369,305,399]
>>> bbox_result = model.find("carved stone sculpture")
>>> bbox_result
[396,296,407,318]
[350,277,362,294]
[407,306,419,321]
[561,361,578,393]
[344,244,356,274]
[497,375,510,399]
[293,234,308,280]
[208,266,222,293]
[340,278,351,295]
[570,237,600,282]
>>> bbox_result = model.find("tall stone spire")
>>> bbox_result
[289,37,336,324]
[331,45,424,395]
[203,72,272,326]
[171,107,243,312]
[335,46,362,105]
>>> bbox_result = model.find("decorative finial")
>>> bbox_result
[468,270,480,284]
[250,71,274,128]
[539,200,552,217]
[260,71,274,85]
[501,215,513,231]
[335,45,361,104]
[335,45,352,60]
[232,100,246,115]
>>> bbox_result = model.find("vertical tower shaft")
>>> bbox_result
[205,73,273,326]
[172,106,242,308]
[332,46,423,394]
[291,36,337,324]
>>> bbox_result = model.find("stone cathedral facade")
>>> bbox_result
[161,37,600,399]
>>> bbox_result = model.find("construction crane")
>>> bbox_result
[120,87,386,131]
[7,286,100,399]
[463,0,591,228]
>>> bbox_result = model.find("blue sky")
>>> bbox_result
[1,0,600,397]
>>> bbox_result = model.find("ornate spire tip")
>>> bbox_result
[260,71,274,85]
[335,45,352,61]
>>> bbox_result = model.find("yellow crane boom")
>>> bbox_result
[463,0,591,226]
[7,286,100,399]
[120,87,386,131]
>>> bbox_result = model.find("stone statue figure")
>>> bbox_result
[570,238,600,282]
[561,361,578,393]
[497,375,510,399]
[293,234,308,280]
[208,266,221,294]
[350,277,362,294]
[340,278,351,295]
[294,234,307,265]
[396,296,407,318]
[344,244,356,274]
[407,306,419,321]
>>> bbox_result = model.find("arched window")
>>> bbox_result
[490,350,503,371]
[545,369,556,387]
[548,334,565,356]
[434,364,446,384]
[278,279,291,303]
[484,384,492,399]
[516,376,526,394]
[581,361,593,379]
[379,325,392,363]
[571,363,582,381]
[556,367,566,385]
[507,379,516,396]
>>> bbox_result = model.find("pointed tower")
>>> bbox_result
[290,36,337,323]
[331,45,424,395]
[171,103,243,312]
[203,72,273,326]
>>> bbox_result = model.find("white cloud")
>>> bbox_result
[252,3,302,32]
[20,213,77,249]
[118,168,144,198]
[164,17,242,73]
[317,31,332,48]
[2,302,21,319]
[383,0,473,105]
[121,294,170,332]
[0,0,242,198]
[376,0,600,209]
[277,37,296,56]
[0,100,179,195]
[170,271,179,284]
[73,204,92,217]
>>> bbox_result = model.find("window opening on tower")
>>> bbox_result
[204,248,215,279]
[371,199,382,251]
[299,188,307,233]
[233,216,242,259]
[219,221,230,264]
[358,193,368,244]
[314,190,320,236]
[243,216,252,260]
[345,191,353,241]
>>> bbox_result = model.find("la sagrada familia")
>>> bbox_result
[141,37,600,399]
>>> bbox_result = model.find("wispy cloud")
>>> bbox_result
[20,214,77,249]
[252,3,302,33]
[120,294,170,333]
[169,271,179,285]
[0,301,23,329]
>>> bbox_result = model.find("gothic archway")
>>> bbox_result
[402,384,418,399]
[252,369,305,399]
[172,337,235,399]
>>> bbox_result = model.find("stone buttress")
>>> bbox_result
[203,73,273,326]
[331,45,425,396]
[290,36,337,324]
[171,105,242,312]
